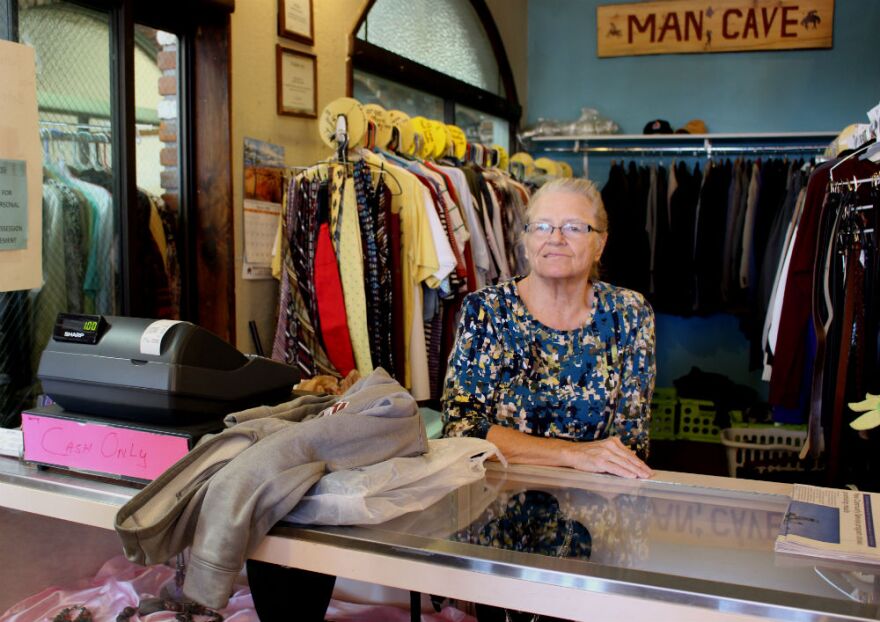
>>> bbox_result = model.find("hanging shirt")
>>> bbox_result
[30,182,68,370]
[332,173,373,376]
[739,162,762,288]
[357,149,439,398]
[424,161,471,256]
[439,165,491,288]
[762,187,806,380]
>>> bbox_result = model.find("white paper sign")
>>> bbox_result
[140,319,183,356]
[0,428,23,458]
[243,199,282,265]
[0,159,28,250]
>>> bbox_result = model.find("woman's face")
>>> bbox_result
[524,190,607,282]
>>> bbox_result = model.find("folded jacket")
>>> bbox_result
[223,392,339,426]
[114,367,426,608]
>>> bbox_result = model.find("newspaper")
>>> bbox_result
[775,484,880,565]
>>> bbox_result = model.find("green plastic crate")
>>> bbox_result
[677,399,722,443]
[650,387,677,441]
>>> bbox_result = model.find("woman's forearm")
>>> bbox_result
[486,424,653,479]
[486,424,577,468]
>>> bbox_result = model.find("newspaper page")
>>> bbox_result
[775,484,880,565]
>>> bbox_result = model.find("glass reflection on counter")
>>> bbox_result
[452,485,650,567]
[373,470,880,607]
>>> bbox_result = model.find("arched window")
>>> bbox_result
[350,0,519,150]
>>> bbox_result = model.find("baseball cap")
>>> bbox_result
[643,119,674,134]
[675,119,709,134]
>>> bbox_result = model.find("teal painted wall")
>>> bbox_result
[526,0,879,133]
[526,0,880,394]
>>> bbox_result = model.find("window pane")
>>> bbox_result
[455,103,509,152]
[353,69,444,120]
[0,2,11,40]
[5,1,116,427]
[135,24,181,319]
[357,0,502,96]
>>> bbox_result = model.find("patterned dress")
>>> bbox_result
[441,277,655,458]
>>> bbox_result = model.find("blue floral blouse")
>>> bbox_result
[441,278,656,458]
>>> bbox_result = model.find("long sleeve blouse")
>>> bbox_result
[442,278,656,459]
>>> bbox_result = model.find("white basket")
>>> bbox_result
[719,427,809,479]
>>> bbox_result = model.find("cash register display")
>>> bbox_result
[53,313,107,345]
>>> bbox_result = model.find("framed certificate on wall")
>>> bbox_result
[278,0,314,45]
[276,45,317,118]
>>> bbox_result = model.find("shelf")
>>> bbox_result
[529,132,839,142]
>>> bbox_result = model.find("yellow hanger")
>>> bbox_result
[386,109,415,156]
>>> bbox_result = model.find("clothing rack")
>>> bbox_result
[540,143,829,179]
[541,143,828,155]
[39,119,158,140]
[532,133,835,177]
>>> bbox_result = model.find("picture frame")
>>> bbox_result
[278,0,314,45]
[276,45,317,118]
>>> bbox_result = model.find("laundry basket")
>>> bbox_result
[649,387,677,441]
[719,427,810,478]
[677,399,722,443]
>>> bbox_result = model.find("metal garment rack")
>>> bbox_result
[38,119,158,140]
[830,174,880,194]
[530,132,838,177]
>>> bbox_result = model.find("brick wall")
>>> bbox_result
[157,31,178,216]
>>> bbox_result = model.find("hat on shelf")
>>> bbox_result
[675,119,709,135]
[643,119,674,134]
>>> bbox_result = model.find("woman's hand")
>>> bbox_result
[562,436,653,479]
[486,425,653,479]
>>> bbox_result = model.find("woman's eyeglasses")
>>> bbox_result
[523,222,604,237]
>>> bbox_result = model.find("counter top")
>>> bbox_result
[2,456,878,621]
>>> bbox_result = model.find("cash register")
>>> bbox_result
[19,313,301,482]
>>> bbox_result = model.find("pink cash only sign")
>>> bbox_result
[21,413,189,480]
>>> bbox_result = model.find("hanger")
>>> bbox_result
[860,142,880,163]
[40,127,50,162]
[286,158,403,196]
[387,126,400,153]
[829,141,872,183]
[333,114,350,164]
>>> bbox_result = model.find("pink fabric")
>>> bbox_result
[327,600,476,622]
[1,556,475,622]
[0,556,257,621]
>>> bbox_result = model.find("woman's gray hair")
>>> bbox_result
[524,177,608,280]
[526,177,608,232]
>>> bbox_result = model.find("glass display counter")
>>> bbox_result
[1,457,878,621]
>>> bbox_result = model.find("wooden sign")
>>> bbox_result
[597,0,833,57]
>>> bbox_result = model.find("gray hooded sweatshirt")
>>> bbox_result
[114,368,426,608]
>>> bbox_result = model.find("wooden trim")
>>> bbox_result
[176,26,196,323]
[351,0,377,38]
[469,0,518,108]
[351,39,520,122]
[110,1,138,316]
[277,0,314,45]
[191,14,235,343]
[133,0,235,31]
[1,0,18,41]
[276,44,318,118]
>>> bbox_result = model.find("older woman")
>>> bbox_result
[442,177,655,479]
